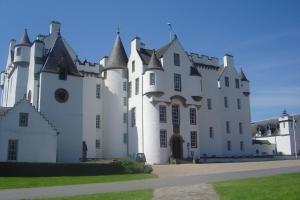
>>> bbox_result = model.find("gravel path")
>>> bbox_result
[153,184,219,200]
[153,160,300,177]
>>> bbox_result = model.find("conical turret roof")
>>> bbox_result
[148,50,162,69]
[19,29,31,45]
[240,69,249,82]
[106,33,128,68]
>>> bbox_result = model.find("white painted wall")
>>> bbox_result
[39,72,83,162]
[0,99,57,162]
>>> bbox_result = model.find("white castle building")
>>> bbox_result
[0,21,254,164]
[252,111,299,156]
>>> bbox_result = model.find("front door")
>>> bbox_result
[171,135,183,159]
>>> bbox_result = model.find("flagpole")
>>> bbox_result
[292,116,297,159]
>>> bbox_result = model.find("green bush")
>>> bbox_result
[120,159,153,174]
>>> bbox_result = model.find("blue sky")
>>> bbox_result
[0,0,299,121]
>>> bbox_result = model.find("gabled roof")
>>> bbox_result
[19,29,31,45]
[106,33,128,68]
[240,69,249,82]
[137,35,178,65]
[190,66,201,76]
[144,50,163,72]
[42,36,82,76]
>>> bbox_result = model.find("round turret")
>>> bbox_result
[14,29,31,64]
[143,50,164,96]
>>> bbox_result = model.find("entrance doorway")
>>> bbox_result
[170,134,183,159]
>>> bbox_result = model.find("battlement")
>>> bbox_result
[189,52,220,67]
[76,59,100,74]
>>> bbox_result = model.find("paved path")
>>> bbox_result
[153,184,219,200]
[153,160,300,177]
[0,165,299,200]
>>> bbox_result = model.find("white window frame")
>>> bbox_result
[172,104,180,125]
[160,130,167,148]
[159,105,167,123]
[174,73,181,91]
[7,139,18,161]
[19,113,28,127]
[96,84,101,99]
[190,108,196,125]
[96,115,101,129]
[190,131,197,148]
[150,73,155,85]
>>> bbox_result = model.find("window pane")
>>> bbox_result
[128,82,132,98]
[135,78,139,95]
[225,76,229,87]
[226,121,230,133]
[96,115,100,128]
[172,105,180,125]
[224,96,228,108]
[227,140,231,151]
[191,131,197,148]
[207,99,212,110]
[132,61,135,72]
[235,79,240,88]
[160,130,167,148]
[19,113,28,127]
[7,140,18,161]
[190,108,196,125]
[209,127,214,139]
[174,53,180,66]
[174,74,181,91]
[96,84,101,99]
[131,108,136,127]
[150,73,155,85]
[159,105,167,123]
[123,82,127,91]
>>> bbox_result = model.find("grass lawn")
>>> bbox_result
[0,174,156,190]
[37,189,153,200]
[214,172,300,200]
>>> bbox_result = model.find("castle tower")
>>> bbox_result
[278,110,293,135]
[102,32,128,158]
[5,29,31,107]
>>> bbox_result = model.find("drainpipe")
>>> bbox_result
[126,69,129,157]
[142,74,144,153]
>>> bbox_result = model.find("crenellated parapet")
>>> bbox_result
[189,52,220,67]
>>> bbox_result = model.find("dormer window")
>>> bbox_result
[174,53,180,66]
[59,67,67,80]
[16,47,21,56]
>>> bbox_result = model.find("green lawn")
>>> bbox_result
[214,172,300,200]
[0,174,156,189]
[37,189,153,200]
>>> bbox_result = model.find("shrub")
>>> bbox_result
[119,159,153,174]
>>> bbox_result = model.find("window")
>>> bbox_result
[150,73,155,85]
[190,131,197,148]
[207,98,212,110]
[226,121,230,134]
[225,76,229,87]
[283,122,285,128]
[239,122,243,134]
[174,74,181,91]
[123,113,127,123]
[159,105,167,123]
[224,96,228,108]
[128,82,132,98]
[16,47,21,56]
[123,133,128,144]
[96,115,101,129]
[240,141,244,151]
[209,127,214,139]
[59,67,67,80]
[190,108,196,125]
[131,108,136,127]
[19,113,28,127]
[122,69,128,78]
[55,88,69,103]
[123,97,127,106]
[174,53,180,66]
[237,98,241,110]
[132,61,135,72]
[160,130,167,148]
[172,104,180,125]
[103,71,107,79]
[235,79,240,88]
[7,140,18,161]
[96,139,101,149]
[96,84,101,99]
[227,140,231,151]
[123,82,127,91]
[135,78,139,95]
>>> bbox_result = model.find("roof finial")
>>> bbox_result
[117,25,120,35]
[167,22,173,42]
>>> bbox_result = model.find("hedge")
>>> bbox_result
[0,159,152,177]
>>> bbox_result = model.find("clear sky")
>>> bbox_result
[0,0,299,121]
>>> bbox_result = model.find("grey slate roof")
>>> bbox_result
[106,33,128,68]
[42,35,82,76]
[240,69,249,82]
[190,66,201,76]
[145,50,163,71]
[19,29,31,45]
[137,35,177,65]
